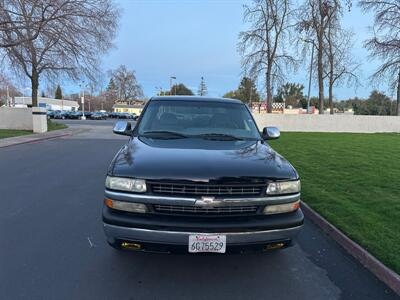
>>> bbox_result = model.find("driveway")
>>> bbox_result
[0,120,397,300]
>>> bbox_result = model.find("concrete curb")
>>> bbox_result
[0,128,75,148]
[301,202,400,296]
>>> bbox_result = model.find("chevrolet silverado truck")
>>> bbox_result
[103,96,303,254]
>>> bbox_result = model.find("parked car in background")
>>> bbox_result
[111,112,125,119]
[103,96,303,254]
[118,113,128,119]
[54,111,69,119]
[84,112,93,119]
[91,111,107,120]
[122,113,134,119]
[109,112,137,119]
[47,110,56,119]
[109,112,119,119]
[67,111,83,119]
[128,113,137,120]
[101,111,109,118]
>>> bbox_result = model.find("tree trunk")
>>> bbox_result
[317,1,325,114]
[31,68,39,107]
[397,69,400,116]
[266,70,272,113]
[317,46,324,114]
[328,55,334,115]
[328,19,334,115]
[329,81,333,114]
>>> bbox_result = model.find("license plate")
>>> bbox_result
[188,234,226,253]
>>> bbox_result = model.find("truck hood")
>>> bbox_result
[109,137,298,183]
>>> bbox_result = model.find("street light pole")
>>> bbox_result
[23,87,31,106]
[80,82,86,120]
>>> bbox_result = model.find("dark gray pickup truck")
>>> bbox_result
[103,96,303,254]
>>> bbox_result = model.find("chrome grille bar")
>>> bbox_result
[150,182,264,196]
[153,204,259,215]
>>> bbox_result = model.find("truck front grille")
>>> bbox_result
[149,182,264,197]
[153,204,259,216]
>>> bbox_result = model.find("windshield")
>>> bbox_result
[137,100,260,140]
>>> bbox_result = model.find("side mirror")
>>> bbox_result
[113,121,132,136]
[262,126,280,140]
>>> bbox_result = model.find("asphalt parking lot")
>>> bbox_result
[0,120,398,300]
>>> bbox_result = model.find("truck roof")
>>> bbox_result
[150,96,243,104]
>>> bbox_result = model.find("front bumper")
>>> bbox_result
[103,208,304,253]
[104,222,302,245]
[103,190,304,252]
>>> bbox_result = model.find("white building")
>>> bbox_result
[13,97,80,111]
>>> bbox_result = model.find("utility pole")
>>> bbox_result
[307,41,315,113]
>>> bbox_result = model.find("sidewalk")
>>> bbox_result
[0,127,82,148]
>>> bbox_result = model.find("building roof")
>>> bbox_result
[150,96,243,104]
[14,97,79,107]
[112,104,144,109]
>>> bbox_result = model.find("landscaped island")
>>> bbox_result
[0,120,67,139]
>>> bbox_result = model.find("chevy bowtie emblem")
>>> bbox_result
[201,196,215,204]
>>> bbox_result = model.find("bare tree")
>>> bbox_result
[239,0,296,113]
[0,0,50,48]
[1,0,119,107]
[298,0,343,114]
[0,73,21,104]
[323,8,360,114]
[298,0,355,114]
[359,0,400,116]
[109,65,143,104]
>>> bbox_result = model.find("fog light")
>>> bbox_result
[105,199,147,213]
[264,242,285,250]
[121,242,142,250]
[263,200,300,215]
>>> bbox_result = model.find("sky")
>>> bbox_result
[72,0,389,100]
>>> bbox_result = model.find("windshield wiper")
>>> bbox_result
[194,133,255,141]
[140,130,188,139]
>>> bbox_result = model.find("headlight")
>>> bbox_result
[105,176,147,193]
[105,199,147,213]
[266,180,300,195]
[263,200,300,215]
